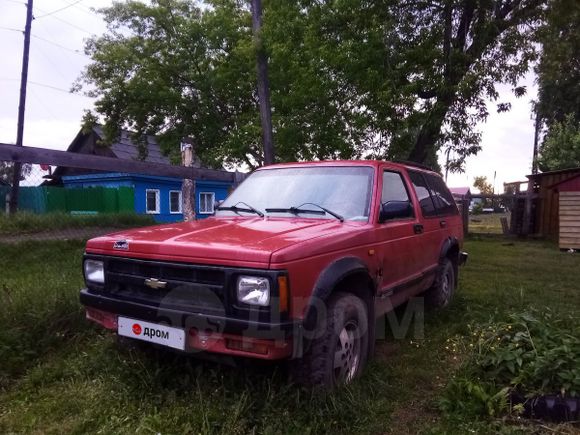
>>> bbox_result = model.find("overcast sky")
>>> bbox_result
[1,0,537,190]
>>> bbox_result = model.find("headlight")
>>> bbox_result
[84,259,104,284]
[237,276,270,306]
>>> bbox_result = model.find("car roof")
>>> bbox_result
[260,160,441,177]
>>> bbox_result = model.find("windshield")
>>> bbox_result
[217,166,374,221]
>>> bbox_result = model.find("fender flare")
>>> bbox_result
[439,237,460,288]
[303,256,373,330]
[439,236,459,263]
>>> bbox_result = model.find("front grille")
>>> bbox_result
[104,258,227,313]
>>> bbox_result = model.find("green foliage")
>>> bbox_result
[536,0,580,126]
[537,114,580,171]
[441,310,580,421]
[77,0,544,169]
[0,212,155,235]
[473,176,494,195]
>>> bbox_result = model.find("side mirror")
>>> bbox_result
[379,201,413,223]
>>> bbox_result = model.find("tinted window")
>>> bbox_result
[425,174,458,215]
[408,171,437,217]
[382,171,411,204]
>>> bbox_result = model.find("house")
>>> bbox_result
[526,167,580,238]
[47,126,235,222]
[551,174,580,250]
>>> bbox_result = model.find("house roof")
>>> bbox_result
[89,125,170,164]
[449,187,471,197]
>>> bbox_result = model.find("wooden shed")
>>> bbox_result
[552,174,580,250]
[526,167,580,238]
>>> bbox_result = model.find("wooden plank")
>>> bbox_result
[560,235,580,240]
[559,211,580,216]
[559,221,580,227]
[560,192,580,198]
[560,227,580,237]
[560,216,580,222]
[0,142,237,182]
[560,243,580,249]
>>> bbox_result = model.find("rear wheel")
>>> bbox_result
[291,292,369,388]
[425,258,455,308]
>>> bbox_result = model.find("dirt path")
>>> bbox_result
[0,227,124,244]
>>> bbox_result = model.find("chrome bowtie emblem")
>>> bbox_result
[144,278,167,290]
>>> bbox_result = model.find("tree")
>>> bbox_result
[535,0,580,127]
[77,0,546,169]
[473,176,493,195]
[303,0,544,167]
[0,162,31,186]
[537,115,580,171]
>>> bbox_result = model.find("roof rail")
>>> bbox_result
[393,160,435,172]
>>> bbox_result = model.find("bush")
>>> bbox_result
[440,310,580,418]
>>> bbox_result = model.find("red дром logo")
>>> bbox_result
[132,323,142,335]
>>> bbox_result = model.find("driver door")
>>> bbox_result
[373,169,423,302]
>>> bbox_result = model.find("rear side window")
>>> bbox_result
[424,174,458,216]
[408,171,437,217]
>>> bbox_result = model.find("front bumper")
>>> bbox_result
[80,289,301,359]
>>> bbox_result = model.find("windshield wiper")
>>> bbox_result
[217,201,264,217]
[266,202,344,222]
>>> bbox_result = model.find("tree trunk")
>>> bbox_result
[251,0,275,166]
[181,140,196,221]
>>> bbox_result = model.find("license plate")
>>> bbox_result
[118,317,186,350]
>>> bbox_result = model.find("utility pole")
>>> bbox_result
[250,0,275,166]
[532,114,541,175]
[9,0,34,214]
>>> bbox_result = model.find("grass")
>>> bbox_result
[0,237,578,434]
[0,212,156,235]
[469,212,510,234]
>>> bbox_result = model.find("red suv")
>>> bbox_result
[80,160,467,387]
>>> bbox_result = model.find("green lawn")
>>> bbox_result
[0,238,578,434]
[0,212,155,235]
[469,212,510,234]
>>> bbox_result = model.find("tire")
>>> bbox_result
[424,258,455,308]
[291,292,369,388]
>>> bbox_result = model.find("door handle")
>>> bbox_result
[413,224,424,234]
[440,220,447,228]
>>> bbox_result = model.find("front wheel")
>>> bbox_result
[291,292,369,388]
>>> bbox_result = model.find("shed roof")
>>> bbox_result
[449,187,471,197]
[527,167,580,181]
[551,173,580,192]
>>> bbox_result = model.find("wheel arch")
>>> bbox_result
[303,256,375,330]
[439,237,460,288]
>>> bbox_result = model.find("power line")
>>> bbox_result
[35,0,85,19]
[0,77,93,97]
[59,0,99,17]
[33,6,94,34]
[0,26,23,33]
[31,33,88,57]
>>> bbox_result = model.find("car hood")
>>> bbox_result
[85,217,359,267]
